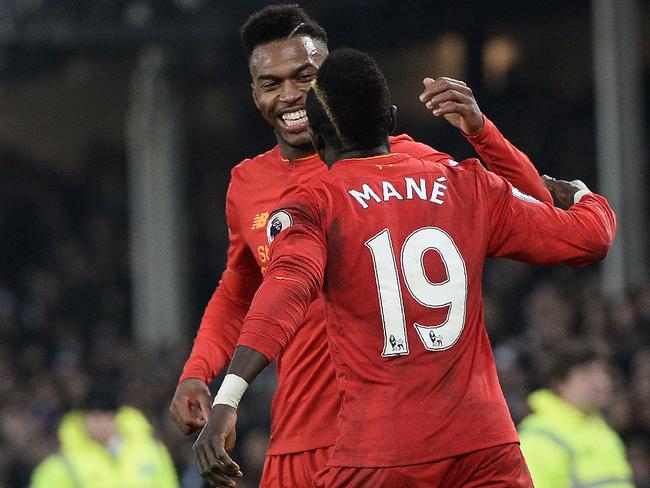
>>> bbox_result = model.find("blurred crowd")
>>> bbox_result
[0,141,278,488]
[1,77,649,488]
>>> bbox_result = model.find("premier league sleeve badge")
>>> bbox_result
[266,210,293,244]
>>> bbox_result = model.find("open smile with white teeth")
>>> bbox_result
[280,109,308,127]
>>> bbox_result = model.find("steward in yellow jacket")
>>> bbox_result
[518,341,634,488]
[30,406,179,488]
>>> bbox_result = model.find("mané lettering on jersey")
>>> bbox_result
[348,176,448,209]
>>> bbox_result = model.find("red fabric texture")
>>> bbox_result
[313,443,533,488]
[237,153,615,465]
[260,446,334,488]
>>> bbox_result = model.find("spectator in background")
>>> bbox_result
[29,379,179,488]
[518,341,634,488]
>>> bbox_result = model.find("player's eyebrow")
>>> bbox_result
[256,62,315,82]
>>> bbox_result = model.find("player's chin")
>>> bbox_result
[278,126,312,150]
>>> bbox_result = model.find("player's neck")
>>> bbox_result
[326,143,390,167]
[277,137,316,161]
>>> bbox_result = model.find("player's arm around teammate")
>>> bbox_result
[418,75,553,203]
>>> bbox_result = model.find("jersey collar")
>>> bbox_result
[333,152,410,168]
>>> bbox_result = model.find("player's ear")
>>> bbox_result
[309,126,331,165]
[251,83,260,110]
[389,105,398,135]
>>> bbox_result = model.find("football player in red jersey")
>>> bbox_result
[170,4,553,487]
[192,48,615,487]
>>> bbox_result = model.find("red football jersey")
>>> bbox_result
[237,153,615,466]
[180,119,552,455]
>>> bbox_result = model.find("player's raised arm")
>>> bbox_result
[193,198,327,485]
[170,181,263,436]
[419,76,553,203]
[482,165,616,266]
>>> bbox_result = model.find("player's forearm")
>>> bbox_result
[493,192,616,267]
[179,321,242,384]
[537,192,616,267]
[467,116,553,204]
[210,276,311,410]
[561,193,616,266]
[209,345,269,414]
[237,273,314,359]
[227,346,270,384]
[179,269,260,383]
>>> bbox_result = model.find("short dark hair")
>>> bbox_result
[306,47,391,150]
[240,4,328,58]
[548,340,609,384]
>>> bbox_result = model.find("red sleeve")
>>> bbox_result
[465,115,553,204]
[481,167,616,267]
[179,179,263,384]
[237,190,326,361]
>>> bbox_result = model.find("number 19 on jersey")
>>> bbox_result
[365,226,468,357]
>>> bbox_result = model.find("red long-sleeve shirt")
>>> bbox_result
[179,118,552,455]
[237,154,615,466]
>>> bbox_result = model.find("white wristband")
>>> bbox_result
[213,374,249,409]
[573,188,592,204]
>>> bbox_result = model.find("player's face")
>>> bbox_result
[250,36,328,157]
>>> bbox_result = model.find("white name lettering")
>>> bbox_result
[349,184,382,209]
[348,177,448,208]
[382,181,404,201]
[430,177,447,205]
[405,177,427,200]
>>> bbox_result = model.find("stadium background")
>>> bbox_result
[0,0,648,486]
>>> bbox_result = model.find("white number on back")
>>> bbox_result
[365,227,467,357]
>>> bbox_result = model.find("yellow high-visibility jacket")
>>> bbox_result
[30,407,179,488]
[518,389,634,488]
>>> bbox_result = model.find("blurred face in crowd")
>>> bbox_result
[85,411,117,445]
[558,359,613,411]
[249,36,328,158]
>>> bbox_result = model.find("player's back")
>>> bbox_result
[227,136,451,454]
[312,152,519,467]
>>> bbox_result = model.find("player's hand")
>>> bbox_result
[193,404,242,487]
[541,175,590,210]
[419,77,484,135]
[170,378,212,435]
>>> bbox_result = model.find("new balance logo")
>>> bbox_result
[251,212,269,229]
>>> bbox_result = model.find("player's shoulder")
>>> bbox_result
[230,146,280,182]
[268,184,323,243]
[444,157,483,172]
[400,154,486,178]
[439,157,511,194]
[287,179,326,209]
[434,156,493,180]
[389,133,452,163]
[445,158,542,205]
